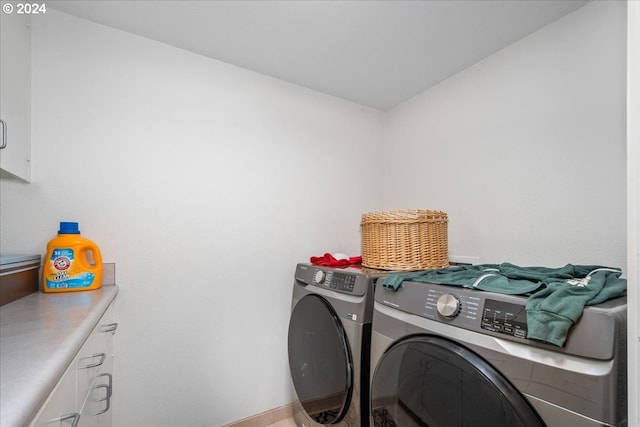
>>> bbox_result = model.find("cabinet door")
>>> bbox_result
[0,11,31,181]
[77,304,117,427]
[79,371,113,427]
[95,312,115,427]
[28,362,79,427]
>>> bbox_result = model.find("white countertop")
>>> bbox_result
[0,285,119,427]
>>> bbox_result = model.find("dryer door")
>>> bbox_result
[371,335,546,427]
[288,294,353,424]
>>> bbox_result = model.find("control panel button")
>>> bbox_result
[437,294,461,318]
[481,299,528,338]
[313,270,326,284]
[329,272,356,292]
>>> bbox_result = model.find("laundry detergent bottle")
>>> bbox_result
[42,222,103,293]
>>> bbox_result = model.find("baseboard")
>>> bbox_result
[223,403,293,427]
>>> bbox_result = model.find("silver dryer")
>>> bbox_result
[288,263,385,427]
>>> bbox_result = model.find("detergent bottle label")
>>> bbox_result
[45,248,95,289]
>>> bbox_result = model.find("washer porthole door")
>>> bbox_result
[371,335,546,427]
[288,294,353,424]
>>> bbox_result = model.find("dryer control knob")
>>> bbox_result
[437,294,461,318]
[313,270,326,284]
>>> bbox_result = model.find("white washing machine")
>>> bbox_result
[369,279,627,427]
[288,263,385,427]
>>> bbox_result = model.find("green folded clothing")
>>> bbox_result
[382,263,627,346]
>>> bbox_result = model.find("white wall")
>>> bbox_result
[385,1,627,270]
[627,1,640,424]
[0,10,384,426]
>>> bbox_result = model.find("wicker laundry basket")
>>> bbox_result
[361,209,449,271]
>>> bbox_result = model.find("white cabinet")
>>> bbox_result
[0,10,31,181]
[77,306,117,427]
[29,302,118,427]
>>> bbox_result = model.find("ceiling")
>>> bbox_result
[48,0,590,111]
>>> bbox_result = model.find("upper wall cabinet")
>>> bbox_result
[0,11,31,182]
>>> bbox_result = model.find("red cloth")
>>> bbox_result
[310,253,362,267]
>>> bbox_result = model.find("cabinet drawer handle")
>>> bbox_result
[0,119,6,150]
[97,372,113,398]
[90,385,111,415]
[91,373,113,416]
[99,322,118,334]
[53,412,80,427]
[79,352,106,369]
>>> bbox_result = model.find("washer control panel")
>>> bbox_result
[481,299,528,339]
[295,264,384,299]
[313,269,357,293]
[379,282,527,335]
[376,277,627,357]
